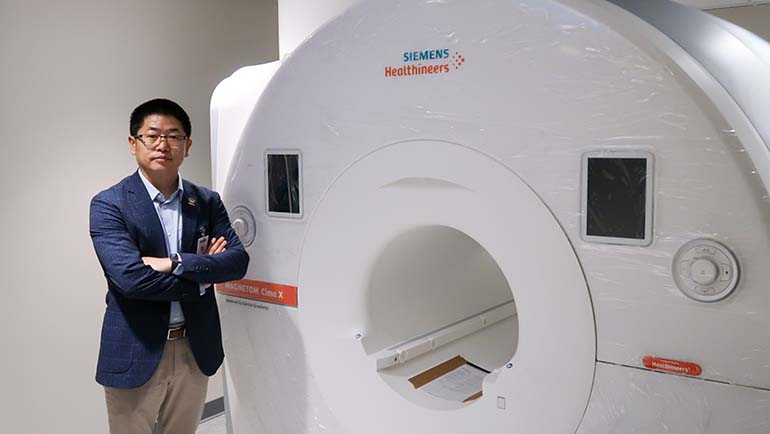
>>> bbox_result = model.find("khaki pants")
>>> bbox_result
[104,337,209,434]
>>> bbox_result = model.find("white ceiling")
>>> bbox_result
[675,0,770,9]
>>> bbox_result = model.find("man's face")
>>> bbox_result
[129,114,192,177]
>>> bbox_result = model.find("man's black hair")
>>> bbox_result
[129,98,192,137]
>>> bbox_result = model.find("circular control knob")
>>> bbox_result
[690,258,718,285]
[229,206,258,247]
[233,218,248,238]
[672,238,739,302]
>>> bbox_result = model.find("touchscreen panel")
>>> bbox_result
[586,157,647,240]
[267,153,301,215]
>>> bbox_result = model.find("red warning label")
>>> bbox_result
[216,279,298,308]
[643,356,702,376]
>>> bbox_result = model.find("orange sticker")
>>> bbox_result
[643,356,702,376]
[216,279,298,307]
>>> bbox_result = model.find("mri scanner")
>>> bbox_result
[210,0,770,433]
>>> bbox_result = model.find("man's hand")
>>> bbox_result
[207,236,227,255]
[202,236,228,288]
[142,256,173,274]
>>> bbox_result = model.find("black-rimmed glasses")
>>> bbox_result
[134,134,189,150]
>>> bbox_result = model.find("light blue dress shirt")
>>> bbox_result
[138,170,204,326]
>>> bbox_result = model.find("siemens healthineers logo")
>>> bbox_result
[384,48,466,78]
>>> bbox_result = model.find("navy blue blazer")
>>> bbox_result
[89,171,249,388]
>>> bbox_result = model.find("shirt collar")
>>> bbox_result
[137,170,183,202]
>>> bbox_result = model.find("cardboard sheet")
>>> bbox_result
[408,356,488,403]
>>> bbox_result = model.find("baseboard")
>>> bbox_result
[201,396,225,422]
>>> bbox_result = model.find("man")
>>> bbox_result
[90,98,249,434]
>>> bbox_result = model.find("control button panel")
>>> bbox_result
[672,239,739,302]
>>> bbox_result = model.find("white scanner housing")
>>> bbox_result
[212,0,770,433]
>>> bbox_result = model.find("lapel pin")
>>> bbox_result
[187,197,197,207]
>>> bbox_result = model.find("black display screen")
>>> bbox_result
[267,154,301,214]
[586,157,647,240]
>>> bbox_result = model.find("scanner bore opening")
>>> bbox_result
[362,225,518,410]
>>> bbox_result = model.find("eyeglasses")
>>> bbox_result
[134,134,189,150]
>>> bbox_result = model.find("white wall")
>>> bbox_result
[0,0,277,433]
[278,0,360,55]
[677,0,770,10]
[710,4,770,40]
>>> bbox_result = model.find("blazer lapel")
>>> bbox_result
[181,189,199,254]
[127,171,169,257]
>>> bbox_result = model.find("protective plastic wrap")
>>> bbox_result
[213,0,770,433]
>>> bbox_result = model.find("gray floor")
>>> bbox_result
[197,414,227,434]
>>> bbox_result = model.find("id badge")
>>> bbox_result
[196,235,210,254]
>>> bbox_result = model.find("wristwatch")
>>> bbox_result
[170,253,181,272]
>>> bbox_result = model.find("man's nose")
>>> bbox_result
[155,136,171,151]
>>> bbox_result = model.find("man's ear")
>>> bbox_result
[184,138,192,158]
[128,136,137,156]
